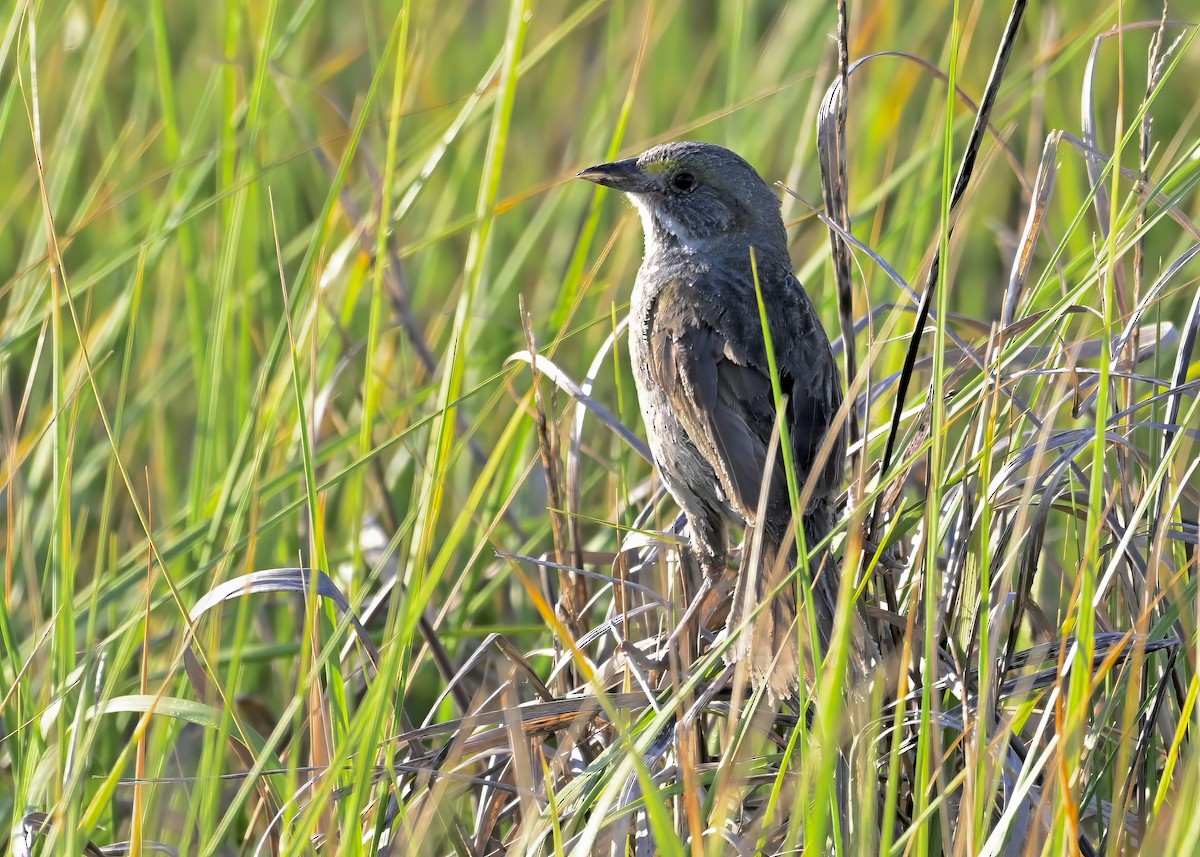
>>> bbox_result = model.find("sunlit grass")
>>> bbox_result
[2,0,1198,854]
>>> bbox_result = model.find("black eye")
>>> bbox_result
[671,171,696,192]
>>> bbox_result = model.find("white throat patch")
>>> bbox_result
[629,195,705,255]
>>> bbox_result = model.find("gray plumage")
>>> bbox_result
[579,141,846,699]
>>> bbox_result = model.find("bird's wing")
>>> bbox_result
[647,272,843,522]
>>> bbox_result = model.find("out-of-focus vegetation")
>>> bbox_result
[2,1,1198,854]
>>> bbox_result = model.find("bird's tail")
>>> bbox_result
[725,499,840,701]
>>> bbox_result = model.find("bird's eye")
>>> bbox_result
[671,171,696,193]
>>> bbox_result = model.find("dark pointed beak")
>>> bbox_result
[576,158,650,193]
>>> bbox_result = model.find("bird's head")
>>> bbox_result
[578,141,788,260]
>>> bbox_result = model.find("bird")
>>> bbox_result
[578,141,846,699]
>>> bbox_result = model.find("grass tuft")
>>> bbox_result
[3,1,1198,854]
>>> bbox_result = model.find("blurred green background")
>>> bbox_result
[3,0,1198,851]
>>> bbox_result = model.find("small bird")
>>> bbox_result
[578,141,846,699]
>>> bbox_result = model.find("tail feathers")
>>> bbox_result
[725,538,802,700]
[725,503,839,701]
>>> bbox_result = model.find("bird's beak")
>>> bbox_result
[576,158,651,193]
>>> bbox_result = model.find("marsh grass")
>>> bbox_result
[2,0,1199,854]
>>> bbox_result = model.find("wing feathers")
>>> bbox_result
[645,270,842,523]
